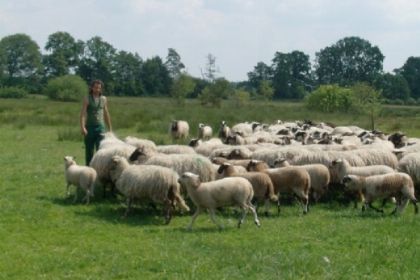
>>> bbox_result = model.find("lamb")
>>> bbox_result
[274,158,330,202]
[218,163,278,215]
[218,121,231,141]
[129,148,216,183]
[170,120,189,140]
[109,156,190,223]
[178,172,261,230]
[198,123,213,140]
[246,160,311,214]
[342,173,418,215]
[64,156,97,204]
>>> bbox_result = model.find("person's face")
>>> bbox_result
[92,83,102,95]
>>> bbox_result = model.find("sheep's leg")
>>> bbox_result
[164,199,173,225]
[186,207,202,230]
[66,183,71,196]
[398,198,409,214]
[263,199,270,217]
[237,205,247,228]
[277,199,281,215]
[123,198,132,218]
[412,199,418,214]
[208,208,223,229]
[84,190,90,205]
[72,188,78,203]
[301,196,309,214]
[247,204,261,227]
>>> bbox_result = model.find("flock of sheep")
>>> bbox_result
[64,119,420,229]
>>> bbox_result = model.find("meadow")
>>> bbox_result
[1,96,420,279]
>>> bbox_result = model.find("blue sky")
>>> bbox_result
[1,0,420,81]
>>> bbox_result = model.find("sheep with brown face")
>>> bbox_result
[178,172,260,230]
[246,160,311,215]
[343,173,418,215]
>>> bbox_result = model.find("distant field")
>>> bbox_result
[1,97,420,279]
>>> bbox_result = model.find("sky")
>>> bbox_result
[1,0,420,81]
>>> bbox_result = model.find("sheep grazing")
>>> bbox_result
[198,123,213,140]
[110,156,190,223]
[64,156,97,204]
[218,163,278,215]
[343,173,418,215]
[274,158,330,202]
[178,172,261,230]
[247,160,311,215]
[170,120,189,140]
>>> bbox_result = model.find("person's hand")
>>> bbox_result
[81,127,88,136]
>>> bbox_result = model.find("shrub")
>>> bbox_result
[44,75,88,102]
[0,87,28,99]
[304,84,353,113]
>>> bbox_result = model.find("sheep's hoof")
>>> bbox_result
[255,221,261,227]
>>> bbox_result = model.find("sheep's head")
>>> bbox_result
[64,156,76,168]
[188,138,201,147]
[178,172,201,189]
[273,158,287,168]
[129,147,145,162]
[171,120,178,131]
[247,160,266,171]
[342,175,360,190]
[330,158,343,168]
[227,148,243,159]
[217,163,231,174]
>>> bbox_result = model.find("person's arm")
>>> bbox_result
[80,96,88,136]
[103,97,112,132]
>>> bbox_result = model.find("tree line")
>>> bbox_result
[0,32,419,104]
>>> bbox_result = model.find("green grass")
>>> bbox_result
[1,97,420,279]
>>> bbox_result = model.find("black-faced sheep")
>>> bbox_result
[170,120,189,140]
[178,172,260,230]
[64,156,97,204]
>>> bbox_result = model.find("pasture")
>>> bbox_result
[1,96,420,279]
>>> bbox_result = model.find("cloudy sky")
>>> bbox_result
[1,0,420,81]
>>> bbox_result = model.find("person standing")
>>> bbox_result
[80,80,112,165]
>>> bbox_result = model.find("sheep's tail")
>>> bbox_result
[266,180,278,202]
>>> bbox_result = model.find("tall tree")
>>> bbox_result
[43,31,84,78]
[201,53,218,82]
[77,36,116,94]
[397,57,420,99]
[113,51,144,96]
[142,56,171,96]
[375,73,410,100]
[0,33,43,91]
[170,73,196,105]
[315,36,384,86]
[271,50,311,99]
[165,48,185,79]
[247,62,272,90]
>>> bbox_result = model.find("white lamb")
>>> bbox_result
[343,173,418,215]
[64,156,97,204]
[198,123,213,140]
[178,172,261,230]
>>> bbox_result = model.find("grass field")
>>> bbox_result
[1,97,420,279]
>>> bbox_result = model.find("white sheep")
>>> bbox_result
[170,120,189,140]
[64,156,97,204]
[178,172,261,230]
[343,173,418,214]
[110,156,190,223]
[274,159,330,202]
[124,136,157,154]
[156,144,196,155]
[189,138,227,157]
[218,163,278,215]
[198,123,213,140]
[397,152,420,186]
[247,160,311,215]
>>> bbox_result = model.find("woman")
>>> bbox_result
[80,79,112,165]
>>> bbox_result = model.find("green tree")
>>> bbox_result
[199,78,231,107]
[44,74,88,101]
[142,56,171,96]
[247,62,272,89]
[113,51,144,96]
[0,33,43,91]
[315,36,384,86]
[43,31,84,78]
[257,80,274,101]
[397,57,420,99]
[77,36,116,94]
[170,73,196,105]
[375,73,410,101]
[305,84,353,113]
[271,51,311,99]
[165,48,185,79]
[350,82,382,130]
[231,88,251,107]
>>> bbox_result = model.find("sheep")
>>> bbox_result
[218,121,231,141]
[274,158,330,202]
[178,172,261,230]
[129,148,216,184]
[342,173,418,215]
[211,157,252,168]
[109,156,190,223]
[124,136,157,154]
[156,145,196,155]
[64,156,97,204]
[170,120,189,140]
[231,122,254,137]
[98,132,127,150]
[397,152,420,186]
[246,160,311,215]
[198,123,213,140]
[218,163,278,215]
[188,138,228,157]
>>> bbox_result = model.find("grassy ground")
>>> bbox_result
[1,97,420,279]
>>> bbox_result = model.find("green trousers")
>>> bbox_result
[84,125,105,165]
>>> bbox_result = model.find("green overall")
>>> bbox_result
[85,95,106,165]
